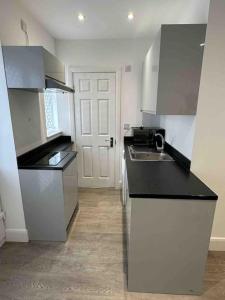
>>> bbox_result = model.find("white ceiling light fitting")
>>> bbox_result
[128,12,134,21]
[78,13,85,22]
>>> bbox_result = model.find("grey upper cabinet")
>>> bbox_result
[142,24,206,115]
[2,46,65,90]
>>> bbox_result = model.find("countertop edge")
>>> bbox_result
[128,193,218,200]
[18,151,78,171]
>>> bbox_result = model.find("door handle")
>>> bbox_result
[105,137,114,148]
[110,137,114,148]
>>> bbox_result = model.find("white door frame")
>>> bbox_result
[67,66,122,189]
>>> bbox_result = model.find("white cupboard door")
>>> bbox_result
[74,72,116,188]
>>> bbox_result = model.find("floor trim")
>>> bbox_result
[209,237,225,251]
[6,228,29,242]
[0,238,5,247]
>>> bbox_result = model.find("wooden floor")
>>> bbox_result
[0,188,225,300]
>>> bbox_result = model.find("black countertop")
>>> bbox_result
[124,140,217,200]
[17,135,77,170]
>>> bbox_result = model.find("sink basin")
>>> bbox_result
[128,146,174,162]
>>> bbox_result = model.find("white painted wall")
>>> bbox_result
[191,0,225,250]
[0,0,55,54]
[0,45,28,242]
[0,0,56,241]
[8,91,42,156]
[160,116,196,159]
[159,1,210,158]
[0,194,6,247]
[143,0,210,159]
[56,38,150,136]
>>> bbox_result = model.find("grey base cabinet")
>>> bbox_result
[19,158,78,242]
[123,163,216,295]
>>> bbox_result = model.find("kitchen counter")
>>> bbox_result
[18,135,79,241]
[17,135,77,170]
[124,140,217,200]
[124,138,217,295]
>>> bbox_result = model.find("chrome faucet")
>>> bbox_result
[155,133,165,152]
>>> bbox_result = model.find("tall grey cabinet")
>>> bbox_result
[142,24,206,115]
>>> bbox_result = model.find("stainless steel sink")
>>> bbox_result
[128,146,174,162]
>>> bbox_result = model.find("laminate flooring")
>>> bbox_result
[0,188,224,300]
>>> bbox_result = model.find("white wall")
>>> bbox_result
[143,0,210,159]
[56,1,211,158]
[0,0,56,241]
[56,38,150,136]
[8,91,42,155]
[0,0,57,154]
[191,0,225,250]
[160,116,196,159]
[0,45,28,242]
[0,0,55,54]
[159,1,210,158]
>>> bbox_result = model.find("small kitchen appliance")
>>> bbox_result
[132,127,165,148]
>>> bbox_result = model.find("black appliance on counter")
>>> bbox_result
[132,127,165,147]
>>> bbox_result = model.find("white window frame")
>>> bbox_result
[39,92,62,141]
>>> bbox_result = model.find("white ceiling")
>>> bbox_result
[19,0,210,40]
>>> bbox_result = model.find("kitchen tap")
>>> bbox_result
[155,133,165,152]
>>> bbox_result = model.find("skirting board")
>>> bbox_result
[6,228,29,242]
[209,237,225,251]
[0,238,5,247]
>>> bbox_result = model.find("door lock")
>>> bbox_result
[110,137,114,147]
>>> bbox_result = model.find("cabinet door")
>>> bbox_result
[43,48,65,84]
[2,46,45,89]
[63,158,78,227]
[157,24,206,115]
[122,156,127,206]
[142,30,161,114]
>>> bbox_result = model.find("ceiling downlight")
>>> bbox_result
[128,12,134,21]
[78,13,85,22]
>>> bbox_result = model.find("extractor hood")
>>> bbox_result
[45,77,74,93]
[2,46,75,93]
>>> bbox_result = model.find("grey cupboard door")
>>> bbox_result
[63,158,78,227]
[157,24,206,115]
[141,24,206,115]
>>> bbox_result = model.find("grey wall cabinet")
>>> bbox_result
[142,24,206,115]
[2,46,65,90]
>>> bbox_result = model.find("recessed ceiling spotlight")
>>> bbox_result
[78,13,85,22]
[128,12,134,21]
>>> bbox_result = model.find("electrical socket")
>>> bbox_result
[124,123,130,130]
[125,65,132,72]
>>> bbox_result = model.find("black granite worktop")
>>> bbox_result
[124,139,217,200]
[17,135,77,170]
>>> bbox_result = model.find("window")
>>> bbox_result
[43,92,60,137]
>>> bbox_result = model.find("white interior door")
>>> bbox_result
[74,72,116,188]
